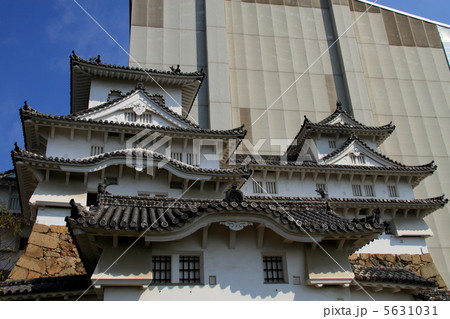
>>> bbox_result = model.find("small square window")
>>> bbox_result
[8,197,20,212]
[352,184,362,197]
[90,146,104,156]
[350,154,365,164]
[186,153,198,166]
[316,183,326,192]
[364,185,375,197]
[125,112,136,122]
[265,181,278,194]
[252,181,264,194]
[388,185,399,197]
[328,140,336,148]
[152,256,171,284]
[171,152,183,162]
[141,113,152,124]
[262,256,284,283]
[179,256,201,284]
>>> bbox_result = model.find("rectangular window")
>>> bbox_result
[125,112,136,122]
[152,256,171,284]
[179,256,201,284]
[316,183,326,192]
[265,181,278,194]
[364,185,375,197]
[8,197,20,212]
[186,153,198,166]
[328,140,336,148]
[252,180,264,194]
[170,152,183,162]
[90,146,104,156]
[388,185,399,197]
[350,154,365,164]
[141,113,152,124]
[352,184,362,197]
[262,256,284,283]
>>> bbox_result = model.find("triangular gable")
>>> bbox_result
[321,137,403,168]
[73,89,199,129]
[319,105,362,127]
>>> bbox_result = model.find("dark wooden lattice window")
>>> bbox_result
[179,256,200,284]
[152,256,171,283]
[263,256,284,283]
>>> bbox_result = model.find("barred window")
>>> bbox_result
[125,112,136,122]
[179,256,201,284]
[388,185,399,197]
[171,152,183,161]
[316,183,326,192]
[352,184,362,197]
[186,153,198,166]
[90,146,104,156]
[265,181,277,194]
[8,197,20,211]
[328,140,336,148]
[141,113,152,124]
[252,180,264,194]
[262,256,284,283]
[364,185,375,197]
[350,154,365,164]
[152,256,171,284]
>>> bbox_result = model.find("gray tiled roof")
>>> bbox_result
[12,146,251,177]
[415,290,450,301]
[20,104,247,138]
[353,265,437,287]
[67,194,385,234]
[0,275,91,296]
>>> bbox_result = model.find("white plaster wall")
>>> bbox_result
[103,224,356,301]
[240,172,415,200]
[356,234,428,255]
[88,79,182,109]
[35,207,71,226]
[350,289,414,301]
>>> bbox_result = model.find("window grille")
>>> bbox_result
[388,185,399,197]
[262,256,284,283]
[352,184,362,197]
[350,154,365,164]
[152,256,171,284]
[364,185,375,197]
[170,152,183,161]
[90,146,104,156]
[179,256,200,284]
[125,112,136,122]
[316,183,326,192]
[328,140,336,148]
[252,180,264,194]
[8,197,20,211]
[265,181,278,194]
[141,113,152,124]
[186,153,198,166]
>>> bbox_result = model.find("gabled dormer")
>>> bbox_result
[321,135,408,167]
[72,84,200,130]
[286,103,395,159]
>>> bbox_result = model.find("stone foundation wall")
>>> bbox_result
[7,224,86,280]
[349,253,447,289]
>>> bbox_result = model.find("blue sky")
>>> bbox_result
[0,0,449,172]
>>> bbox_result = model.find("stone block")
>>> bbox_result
[47,264,62,275]
[44,251,60,258]
[59,267,77,276]
[421,253,433,263]
[360,253,370,260]
[50,225,68,234]
[16,255,45,274]
[348,254,358,261]
[434,275,447,289]
[28,232,59,249]
[45,258,58,268]
[27,271,41,279]
[399,254,412,262]
[378,254,395,263]
[76,266,86,274]
[32,224,49,233]
[8,267,29,281]
[412,254,422,264]
[420,263,439,279]
[60,241,75,252]
[25,244,43,259]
